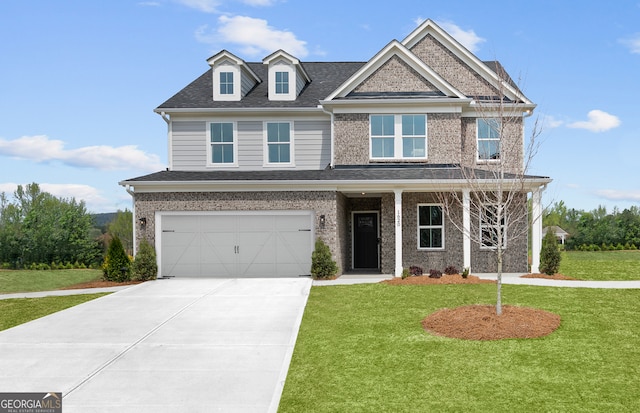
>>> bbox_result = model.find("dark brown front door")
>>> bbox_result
[353,212,379,269]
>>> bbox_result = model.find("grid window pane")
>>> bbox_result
[478,118,500,160]
[220,72,233,95]
[403,137,425,157]
[418,205,444,249]
[210,123,234,164]
[275,71,289,94]
[267,122,291,163]
[372,137,394,158]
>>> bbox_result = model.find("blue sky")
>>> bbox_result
[1,0,639,213]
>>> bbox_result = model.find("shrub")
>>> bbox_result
[428,269,442,279]
[103,236,131,282]
[401,268,410,279]
[461,267,470,279]
[131,239,158,281]
[310,238,338,280]
[540,230,561,275]
[443,265,458,275]
[409,266,423,276]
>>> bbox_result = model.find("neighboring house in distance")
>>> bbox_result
[120,19,551,278]
[543,226,569,245]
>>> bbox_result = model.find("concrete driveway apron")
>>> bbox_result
[0,278,312,412]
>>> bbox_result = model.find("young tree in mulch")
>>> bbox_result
[311,238,338,280]
[131,239,158,281]
[102,235,131,282]
[540,230,562,275]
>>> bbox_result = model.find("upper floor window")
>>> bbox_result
[418,204,444,249]
[477,118,500,161]
[480,203,507,249]
[208,122,237,166]
[219,72,234,95]
[275,71,289,94]
[266,122,293,165]
[370,114,427,159]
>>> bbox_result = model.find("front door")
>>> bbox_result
[353,212,379,269]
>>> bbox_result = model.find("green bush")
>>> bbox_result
[310,238,338,280]
[102,236,131,282]
[461,267,470,279]
[540,231,562,275]
[131,239,158,281]
[401,268,410,279]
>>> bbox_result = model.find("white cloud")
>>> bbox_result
[567,110,621,132]
[197,15,308,58]
[435,20,485,53]
[0,135,164,172]
[541,114,564,129]
[595,189,640,202]
[175,0,220,13]
[242,0,277,5]
[619,33,640,54]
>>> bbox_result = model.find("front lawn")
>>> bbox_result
[279,284,640,412]
[560,250,640,280]
[0,269,102,294]
[0,293,110,331]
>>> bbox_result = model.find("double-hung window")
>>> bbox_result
[477,118,500,161]
[275,71,289,94]
[209,122,236,166]
[266,122,292,164]
[480,203,507,249]
[219,72,234,95]
[370,114,427,159]
[418,204,444,249]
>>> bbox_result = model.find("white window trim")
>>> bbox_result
[417,204,445,250]
[263,121,295,167]
[369,114,428,160]
[213,63,241,101]
[479,203,507,250]
[206,121,239,168]
[476,118,501,164]
[267,61,296,101]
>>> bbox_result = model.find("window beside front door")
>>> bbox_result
[417,204,444,249]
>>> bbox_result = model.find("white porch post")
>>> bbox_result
[530,187,543,273]
[394,189,403,277]
[462,190,471,272]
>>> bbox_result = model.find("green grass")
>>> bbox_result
[0,269,102,293]
[560,250,640,280]
[279,284,640,412]
[0,293,110,331]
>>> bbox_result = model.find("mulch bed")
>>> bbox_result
[381,273,563,340]
[60,280,144,290]
[422,305,561,340]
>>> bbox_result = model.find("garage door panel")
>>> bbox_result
[161,213,313,277]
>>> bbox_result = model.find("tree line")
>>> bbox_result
[0,183,132,268]
[543,201,640,250]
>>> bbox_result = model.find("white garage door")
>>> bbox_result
[159,212,314,277]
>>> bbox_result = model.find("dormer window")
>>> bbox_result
[219,72,234,95]
[207,50,261,102]
[263,50,310,102]
[275,72,289,94]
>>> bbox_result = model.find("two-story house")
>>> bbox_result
[120,19,551,278]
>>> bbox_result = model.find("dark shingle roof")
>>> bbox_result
[156,62,365,110]
[122,164,549,184]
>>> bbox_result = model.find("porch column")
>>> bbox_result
[394,189,403,277]
[462,190,471,272]
[530,187,543,273]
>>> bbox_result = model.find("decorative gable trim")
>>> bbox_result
[262,50,311,101]
[324,40,465,102]
[402,19,532,105]
[207,50,261,102]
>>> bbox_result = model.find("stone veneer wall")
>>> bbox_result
[354,55,439,93]
[333,113,369,165]
[428,113,462,164]
[410,34,498,98]
[134,191,345,275]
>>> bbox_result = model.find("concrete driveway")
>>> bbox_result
[0,278,312,412]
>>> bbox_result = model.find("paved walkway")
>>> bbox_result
[0,278,312,412]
